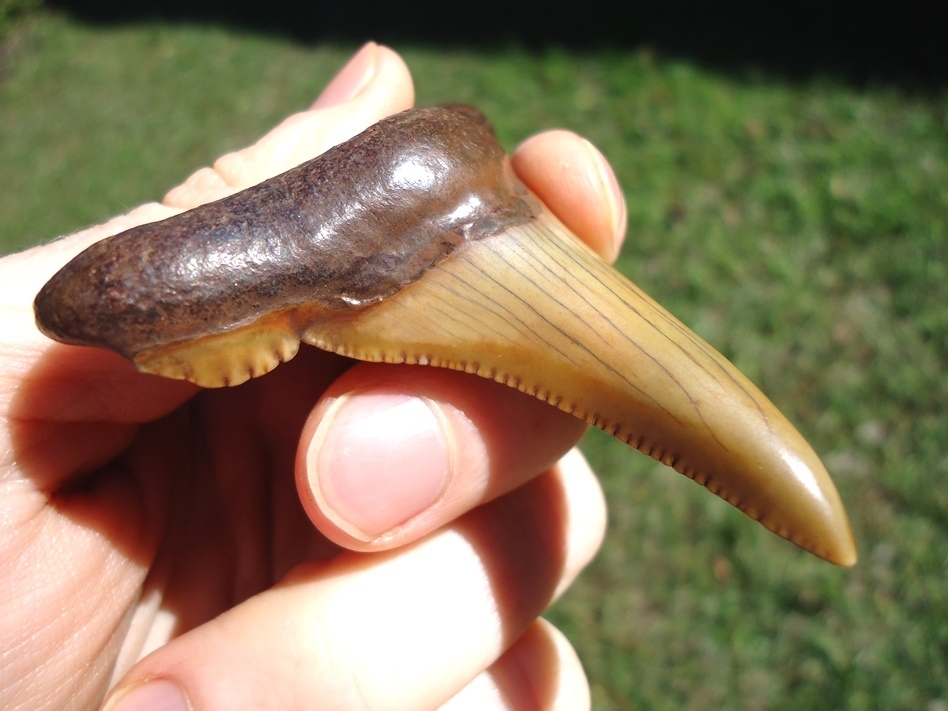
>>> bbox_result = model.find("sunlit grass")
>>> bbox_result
[2,13,945,709]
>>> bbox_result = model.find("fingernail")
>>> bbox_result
[311,42,379,110]
[582,138,627,261]
[308,391,452,541]
[102,680,188,711]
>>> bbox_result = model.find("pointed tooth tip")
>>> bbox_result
[834,544,858,568]
[798,527,857,567]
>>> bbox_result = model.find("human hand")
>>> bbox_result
[0,43,625,710]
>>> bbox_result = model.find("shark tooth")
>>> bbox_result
[34,105,857,566]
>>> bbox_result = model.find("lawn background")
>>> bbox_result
[1,4,945,709]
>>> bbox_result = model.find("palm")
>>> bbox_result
[127,349,352,626]
[2,342,351,707]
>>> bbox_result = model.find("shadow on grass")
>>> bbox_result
[44,0,945,90]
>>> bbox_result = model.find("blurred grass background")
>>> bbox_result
[1,3,945,709]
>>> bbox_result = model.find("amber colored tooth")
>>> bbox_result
[33,105,856,565]
[302,195,857,567]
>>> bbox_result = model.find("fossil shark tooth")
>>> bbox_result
[34,105,857,566]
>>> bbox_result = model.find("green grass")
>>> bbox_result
[2,13,946,710]
[0,0,36,41]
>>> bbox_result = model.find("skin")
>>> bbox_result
[0,44,612,711]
